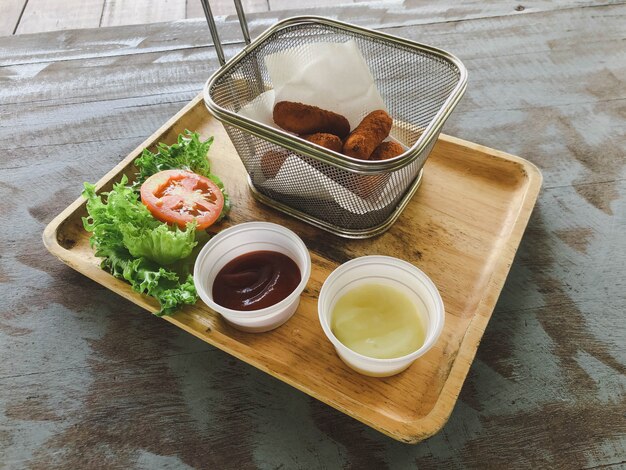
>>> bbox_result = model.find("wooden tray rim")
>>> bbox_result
[43,94,542,443]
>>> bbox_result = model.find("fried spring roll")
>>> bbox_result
[301,133,343,153]
[260,150,288,179]
[349,141,402,199]
[342,110,392,160]
[273,101,350,138]
[370,141,405,161]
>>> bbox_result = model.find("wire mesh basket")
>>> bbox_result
[204,15,467,238]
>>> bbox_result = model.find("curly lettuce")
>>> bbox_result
[103,248,197,316]
[82,176,198,264]
[121,222,197,266]
[82,131,229,315]
[82,176,198,315]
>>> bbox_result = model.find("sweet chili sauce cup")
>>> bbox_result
[318,255,445,377]
[194,222,311,333]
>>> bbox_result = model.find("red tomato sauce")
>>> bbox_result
[212,251,301,311]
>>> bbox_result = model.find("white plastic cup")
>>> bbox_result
[318,255,445,377]
[194,222,311,333]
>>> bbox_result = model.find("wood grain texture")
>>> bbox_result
[0,0,25,36]
[42,95,541,442]
[100,0,186,28]
[1,1,625,468]
[269,0,355,10]
[15,0,105,34]
[2,0,617,65]
[5,0,605,38]
[186,0,269,18]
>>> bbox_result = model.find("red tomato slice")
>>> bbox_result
[140,169,224,230]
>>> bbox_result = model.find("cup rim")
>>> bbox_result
[194,222,312,319]
[318,255,445,364]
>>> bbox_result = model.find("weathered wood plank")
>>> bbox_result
[0,0,26,36]
[3,4,624,102]
[15,0,105,35]
[100,0,186,28]
[186,0,269,18]
[2,0,622,66]
[269,0,355,10]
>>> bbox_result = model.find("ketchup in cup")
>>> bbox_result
[212,251,301,311]
[194,222,311,333]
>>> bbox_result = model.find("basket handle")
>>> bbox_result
[200,0,251,66]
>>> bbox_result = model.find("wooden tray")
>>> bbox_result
[43,94,541,443]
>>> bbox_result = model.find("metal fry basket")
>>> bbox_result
[202,5,467,238]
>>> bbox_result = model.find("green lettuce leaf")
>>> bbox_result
[82,176,199,315]
[121,221,197,266]
[103,247,197,316]
[82,176,197,266]
[81,131,230,315]
[133,130,213,182]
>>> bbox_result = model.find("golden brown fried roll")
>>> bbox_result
[301,133,343,153]
[342,110,392,160]
[260,150,288,179]
[346,174,390,200]
[348,140,401,199]
[273,101,350,138]
[370,141,405,161]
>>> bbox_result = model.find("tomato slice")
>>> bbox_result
[140,169,224,230]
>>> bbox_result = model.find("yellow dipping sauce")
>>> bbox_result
[331,283,425,359]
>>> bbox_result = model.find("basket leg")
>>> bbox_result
[200,0,226,65]
[233,0,251,45]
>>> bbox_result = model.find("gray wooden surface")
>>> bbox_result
[1,1,625,468]
[1,0,357,37]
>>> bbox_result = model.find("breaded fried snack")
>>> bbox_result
[342,110,392,160]
[370,141,405,161]
[347,173,390,200]
[348,140,401,199]
[301,133,343,153]
[273,101,350,138]
[260,150,288,179]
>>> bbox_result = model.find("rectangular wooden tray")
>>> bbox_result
[43,94,541,443]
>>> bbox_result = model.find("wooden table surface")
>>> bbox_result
[0,0,341,36]
[1,1,624,468]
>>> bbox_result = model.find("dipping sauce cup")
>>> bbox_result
[194,222,311,333]
[318,256,445,377]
